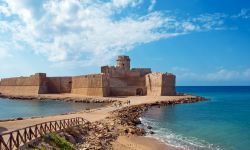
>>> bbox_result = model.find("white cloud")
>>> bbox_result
[0,3,10,16]
[232,8,250,19]
[112,0,142,8]
[0,0,232,68]
[206,69,240,81]
[171,67,250,81]
[148,0,156,12]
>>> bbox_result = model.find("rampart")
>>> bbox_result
[46,77,72,93]
[71,74,110,97]
[0,73,47,95]
[146,73,176,96]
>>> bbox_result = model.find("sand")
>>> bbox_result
[0,94,200,149]
[113,136,183,150]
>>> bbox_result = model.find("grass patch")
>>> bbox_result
[43,133,75,150]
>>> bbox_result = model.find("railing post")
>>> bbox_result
[9,132,13,150]
[0,117,88,150]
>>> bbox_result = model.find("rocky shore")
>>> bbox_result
[0,94,117,103]
[24,96,205,150]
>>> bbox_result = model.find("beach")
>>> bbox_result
[0,94,204,149]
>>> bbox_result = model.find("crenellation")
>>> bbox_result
[0,55,176,97]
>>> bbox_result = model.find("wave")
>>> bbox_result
[139,117,223,150]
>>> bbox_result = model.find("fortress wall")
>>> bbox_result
[109,76,146,96]
[131,68,152,76]
[71,74,110,96]
[146,73,163,96]
[146,73,176,96]
[110,69,141,78]
[0,77,40,86]
[161,74,176,96]
[0,86,40,95]
[110,87,146,96]
[46,77,72,93]
[109,77,145,87]
[0,73,47,95]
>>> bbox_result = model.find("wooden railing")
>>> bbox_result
[0,117,88,150]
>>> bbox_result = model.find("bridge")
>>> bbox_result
[0,117,88,150]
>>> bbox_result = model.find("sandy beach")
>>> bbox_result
[113,136,183,150]
[0,94,204,149]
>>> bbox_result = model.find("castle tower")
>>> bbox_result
[116,55,130,71]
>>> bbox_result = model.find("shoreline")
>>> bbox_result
[0,94,206,149]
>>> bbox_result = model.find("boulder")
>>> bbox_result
[149,131,155,134]
[64,133,76,144]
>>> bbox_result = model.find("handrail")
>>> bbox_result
[0,117,89,150]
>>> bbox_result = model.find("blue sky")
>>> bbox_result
[0,0,250,86]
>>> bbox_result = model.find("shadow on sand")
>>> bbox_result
[0,127,8,134]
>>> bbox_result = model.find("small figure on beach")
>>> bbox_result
[119,102,122,107]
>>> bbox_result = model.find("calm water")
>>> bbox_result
[141,86,250,150]
[0,98,106,120]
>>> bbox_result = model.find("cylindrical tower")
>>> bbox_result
[116,55,130,71]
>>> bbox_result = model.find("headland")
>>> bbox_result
[0,55,206,149]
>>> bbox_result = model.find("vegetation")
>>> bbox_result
[43,133,75,150]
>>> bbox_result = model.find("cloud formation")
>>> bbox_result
[148,0,156,12]
[172,67,250,81]
[0,0,247,68]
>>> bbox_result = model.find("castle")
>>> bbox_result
[0,56,176,97]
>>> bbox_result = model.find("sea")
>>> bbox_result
[141,86,250,150]
[0,98,106,120]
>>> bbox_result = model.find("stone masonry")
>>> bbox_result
[0,56,176,96]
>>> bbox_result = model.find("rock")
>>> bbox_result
[132,118,141,125]
[64,133,76,144]
[149,131,155,134]
[16,117,23,120]
[147,125,152,129]
[124,128,129,134]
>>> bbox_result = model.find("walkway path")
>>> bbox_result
[0,95,197,134]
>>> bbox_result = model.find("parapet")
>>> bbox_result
[116,55,130,61]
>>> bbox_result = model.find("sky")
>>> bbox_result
[0,0,250,86]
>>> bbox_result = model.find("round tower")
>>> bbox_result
[116,55,130,71]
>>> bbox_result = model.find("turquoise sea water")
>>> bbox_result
[141,86,250,150]
[0,98,105,120]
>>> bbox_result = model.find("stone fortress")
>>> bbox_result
[0,56,176,97]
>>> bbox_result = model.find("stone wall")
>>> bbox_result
[46,77,72,93]
[0,73,47,95]
[101,65,151,96]
[109,75,146,96]
[71,74,110,97]
[146,73,176,96]
[131,68,151,76]
[162,74,176,96]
